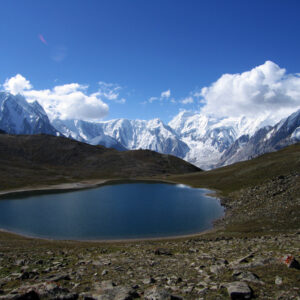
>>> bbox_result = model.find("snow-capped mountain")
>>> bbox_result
[0,92,59,136]
[217,109,300,166]
[52,119,127,151]
[168,111,268,169]
[52,118,189,158]
[99,118,190,158]
[1,90,300,170]
[53,111,270,170]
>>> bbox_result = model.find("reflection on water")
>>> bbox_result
[0,182,224,240]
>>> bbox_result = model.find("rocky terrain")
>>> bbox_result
[216,172,300,232]
[0,225,299,299]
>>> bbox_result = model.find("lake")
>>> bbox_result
[0,182,224,240]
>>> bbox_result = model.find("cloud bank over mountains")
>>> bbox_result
[200,61,300,124]
[1,61,300,124]
[2,74,109,121]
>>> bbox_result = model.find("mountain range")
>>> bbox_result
[217,108,300,167]
[1,91,300,169]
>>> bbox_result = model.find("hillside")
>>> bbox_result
[0,134,200,191]
[168,142,300,195]
[168,143,300,232]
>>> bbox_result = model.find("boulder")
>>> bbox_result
[0,290,39,300]
[210,265,226,275]
[232,271,262,284]
[280,255,300,269]
[154,248,172,256]
[226,281,252,299]
[144,286,171,300]
[142,277,156,285]
[0,283,77,300]
[83,281,138,300]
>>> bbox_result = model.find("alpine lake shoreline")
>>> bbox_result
[0,145,299,299]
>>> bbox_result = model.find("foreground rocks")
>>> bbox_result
[0,231,299,299]
[225,281,252,300]
[83,280,139,300]
[280,255,300,270]
[217,172,300,232]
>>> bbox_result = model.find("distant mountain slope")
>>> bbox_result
[217,109,300,167]
[2,91,300,169]
[52,119,127,151]
[0,134,201,190]
[170,142,300,196]
[168,111,268,169]
[53,112,267,170]
[52,118,189,158]
[0,92,59,136]
[53,110,300,169]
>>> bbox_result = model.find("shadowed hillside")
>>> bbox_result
[0,134,201,191]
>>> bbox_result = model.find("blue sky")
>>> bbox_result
[1,0,300,122]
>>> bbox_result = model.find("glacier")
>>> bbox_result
[52,117,190,159]
[168,111,269,169]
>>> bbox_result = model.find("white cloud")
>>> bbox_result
[3,74,32,95]
[161,89,171,98]
[98,81,123,101]
[116,98,126,104]
[53,83,88,95]
[2,75,109,121]
[193,91,202,98]
[148,96,158,103]
[181,97,194,104]
[147,89,171,103]
[200,61,300,123]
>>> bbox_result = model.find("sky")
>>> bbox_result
[1,0,300,123]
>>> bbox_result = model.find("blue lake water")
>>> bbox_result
[0,182,224,240]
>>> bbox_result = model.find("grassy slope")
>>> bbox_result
[0,134,201,191]
[167,143,300,196]
[165,143,300,234]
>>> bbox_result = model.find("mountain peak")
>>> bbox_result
[0,91,59,136]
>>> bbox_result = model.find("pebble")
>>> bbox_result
[275,276,283,285]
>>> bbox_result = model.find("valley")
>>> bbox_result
[2,2,300,299]
[0,136,299,299]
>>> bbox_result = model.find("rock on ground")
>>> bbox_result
[226,281,253,300]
